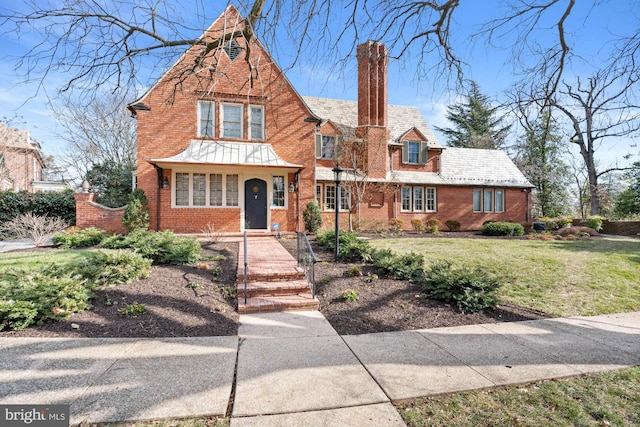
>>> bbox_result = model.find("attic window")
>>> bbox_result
[224,40,242,61]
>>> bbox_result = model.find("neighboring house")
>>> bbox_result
[123,5,533,234]
[0,122,67,193]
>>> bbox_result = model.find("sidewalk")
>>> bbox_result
[0,311,638,425]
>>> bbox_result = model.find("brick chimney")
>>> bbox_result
[357,41,388,127]
[357,41,389,179]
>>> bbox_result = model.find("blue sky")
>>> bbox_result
[0,0,638,170]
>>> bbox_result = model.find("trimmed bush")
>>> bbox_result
[388,218,405,232]
[302,201,322,233]
[0,189,75,225]
[445,219,461,232]
[587,215,604,232]
[423,261,500,313]
[101,229,201,265]
[481,221,525,236]
[372,249,424,283]
[315,230,372,262]
[53,227,107,248]
[426,218,442,233]
[73,250,152,286]
[411,218,425,232]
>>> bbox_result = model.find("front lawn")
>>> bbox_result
[370,236,640,317]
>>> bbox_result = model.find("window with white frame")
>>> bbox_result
[272,176,285,207]
[473,188,505,213]
[325,185,336,210]
[221,103,242,138]
[193,173,206,206]
[426,187,436,211]
[209,174,223,206]
[175,173,190,206]
[226,174,239,206]
[321,136,335,159]
[174,172,240,207]
[249,105,264,140]
[319,183,350,211]
[413,187,424,211]
[198,100,214,137]
[340,186,350,211]
[316,184,322,204]
[401,186,437,212]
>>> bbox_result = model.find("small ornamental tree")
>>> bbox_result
[302,201,322,233]
[122,189,150,232]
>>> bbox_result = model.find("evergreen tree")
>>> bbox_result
[613,162,640,218]
[514,113,571,218]
[436,82,511,149]
[85,160,135,208]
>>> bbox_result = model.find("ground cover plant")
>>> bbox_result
[398,367,640,427]
[370,236,640,316]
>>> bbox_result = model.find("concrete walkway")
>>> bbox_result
[1,236,639,425]
[0,311,638,425]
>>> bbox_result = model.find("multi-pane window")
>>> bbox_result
[325,185,336,210]
[401,187,411,211]
[340,186,350,211]
[272,176,285,207]
[321,135,335,159]
[407,142,420,164]
[401,186,436,212]
[193,173,206,206]
[175,173,190,206]
[413,187,424,211]
[222,104,242,138]
[174,172,240,207]
[426,188,436,211]
[316,185,322,204]
[473,188,505,213]
[209,174,223,206]
[250,105,264,140]
[226,174,239,206]
[198,101,214,137]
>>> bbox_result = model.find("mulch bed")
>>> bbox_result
[1,233,552,338]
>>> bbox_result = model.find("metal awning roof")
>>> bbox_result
[150,140,303,168]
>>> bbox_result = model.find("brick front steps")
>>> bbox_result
[237,237,320,314]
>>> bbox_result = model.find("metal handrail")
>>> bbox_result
[243,231,248,305]
[296,232,318,298]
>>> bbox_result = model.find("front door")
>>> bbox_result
[244,178,268,229]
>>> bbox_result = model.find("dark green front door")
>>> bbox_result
[244,178,267,229]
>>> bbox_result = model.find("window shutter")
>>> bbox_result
[420,142,428,165]
[315,134,322,159]
[402,141,408,164]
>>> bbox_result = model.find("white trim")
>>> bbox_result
[249,104,265,140]
[220,102,243,139]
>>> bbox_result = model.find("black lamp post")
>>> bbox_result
[332,163,343,261]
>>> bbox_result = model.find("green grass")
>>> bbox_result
[0,249,98,273]
[371,236,640,316]
[398,367,640,427]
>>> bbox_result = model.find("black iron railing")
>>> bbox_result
[296,232,318,298]
[243,231,248,305]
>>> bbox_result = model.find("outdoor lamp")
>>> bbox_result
[332,163,343,260]
[162,177,169,189]
[289,182,296,192]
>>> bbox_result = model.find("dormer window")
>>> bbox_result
[224,40,242,61]
[315,135,336,159]
[402,141,428,165]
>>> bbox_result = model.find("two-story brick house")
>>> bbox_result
[127,5,533,234]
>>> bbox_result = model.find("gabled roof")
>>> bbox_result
[150,141,302,168]
[388,147,533,188]
[301,96,442,148]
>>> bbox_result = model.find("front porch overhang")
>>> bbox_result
[150,140,303,169]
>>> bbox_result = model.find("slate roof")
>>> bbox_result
[150,141,302,168]
[302,96,442,148]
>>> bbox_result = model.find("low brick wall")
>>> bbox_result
[571,218,640,236]
[74,192,127,235]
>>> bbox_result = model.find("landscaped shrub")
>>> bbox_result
[372,249,425,283]
[340,289,359,302]
[315,230,372,261]
[426,218,442,233]
[0,189,75,226]
[538,217,572,230]
[388,218,405,232]
[411,218,425,232]
[445,220,461,232]
[0,212,68,246]
[587,215,604,232]
[481,221,525,236]
[121,189,150,232]
[302,201,322,233]
[52,227,107,248]
[0,270,92,330]
[101,229,201,264]
[73,250,152,286]
[423,261,500,313]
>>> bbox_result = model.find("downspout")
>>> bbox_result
[154,165,163,231]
